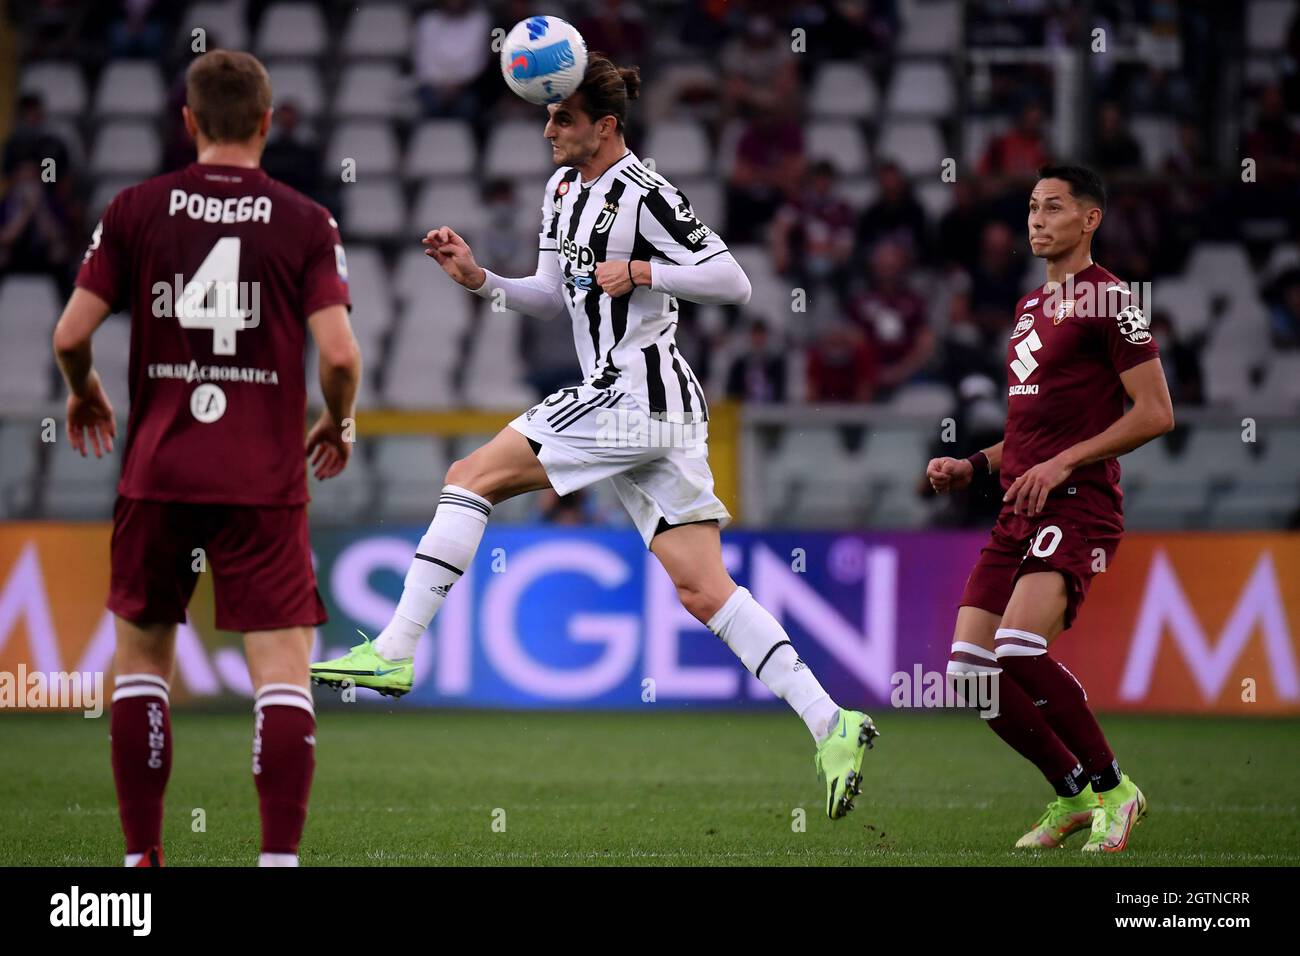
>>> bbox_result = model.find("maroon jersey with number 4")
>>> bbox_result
[1000,262,1159,512]
[76,162,350,505]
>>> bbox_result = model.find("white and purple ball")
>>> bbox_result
[500,15,588,105]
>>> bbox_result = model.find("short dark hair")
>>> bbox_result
[1036,163,1107,211]
[572,53,640,134]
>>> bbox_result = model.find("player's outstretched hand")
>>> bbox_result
[422,226,486,290]
[305,409,352,480]
[926,456,972,494]
[1003,455,1073,516]
[66,371,116,458]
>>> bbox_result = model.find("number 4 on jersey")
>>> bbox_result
[178,237,251,355]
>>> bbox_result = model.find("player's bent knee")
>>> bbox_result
[674,582,731,624]
[947,642,1002,718]
[993,627,1048,661]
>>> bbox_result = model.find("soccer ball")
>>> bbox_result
[500,15,588,105]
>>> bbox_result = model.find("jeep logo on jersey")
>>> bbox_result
[1116,305,1151,343]
[560,236,596,273]
[593,200,620,235]
[1011,313,1035,339]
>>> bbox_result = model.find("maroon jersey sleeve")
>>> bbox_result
[75,190,132,310]
[301,209,350,317]
[1099,296,1160,374]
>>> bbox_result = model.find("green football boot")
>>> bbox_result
[310,632,414,698]
[814,709,880,820]
[1082,774,1148,853]
[1015,786,1096,848]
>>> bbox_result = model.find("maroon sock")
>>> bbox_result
[984,668,1086,796]
[949,648,1084,796]
[999,652,1120,790]
[252,686,316,856]
[109,675,173,855]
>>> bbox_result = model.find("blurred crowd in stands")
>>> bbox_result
[5,0,1300,423]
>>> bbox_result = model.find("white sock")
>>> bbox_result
[706,586,839,740]
[258,852,299,867]
[373,485,492,661]
[124,852,143,867]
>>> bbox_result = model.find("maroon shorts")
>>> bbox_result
[958,488,1124,630]
[108,496,327,632]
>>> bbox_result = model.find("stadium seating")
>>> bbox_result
[20,61,87,116]
[255,3,329,59]
[93,62,167,119]
[484,120,554,178]
[90,121,162,177]
[186,1,248,51]
[3,0,1296,536]
[403,120,476,180]
[265,61,325,118]
[342,4,411,59]
[643,120,711,178]
[325,120,400,178]
[809,63,878,119]
[806,122,869,176]
[335,62,408,120]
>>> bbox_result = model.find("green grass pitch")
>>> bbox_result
[2,710,1297,866]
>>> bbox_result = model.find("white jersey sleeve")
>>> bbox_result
[637,183,730,266]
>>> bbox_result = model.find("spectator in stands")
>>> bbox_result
[936,178,984,272]
[719,14,800,121]
[979,101,1051,179]
[790,0,898,59]
[726,101,805,243]
[261,102,323,203]
[3,94,70,178]
[806,321,875,403]
[770,159,856,306]
[1094,186,1161,282]
[807,321,875,451]
[477,178,535,276]
[856,160,928,264]
[535,488,599,526]
[413,0,492,121]
[107,0,166,59]
[1162,117,1210,177]
[577,0,648,66]
[1092,101,1144,173]
[847,240,935,396]
[0,158,73,286]
[1148,310,1204,404]
[1241,82,1300,183]
[949,221,1025,375]
[725,319,787,402]
[674,0,733,53]
[1266,268,1300,350]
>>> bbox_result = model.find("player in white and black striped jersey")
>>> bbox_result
[312,54,880,821]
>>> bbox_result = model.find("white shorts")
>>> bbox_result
[508,383,732,547]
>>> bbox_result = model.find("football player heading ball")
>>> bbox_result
[313,52,881,822]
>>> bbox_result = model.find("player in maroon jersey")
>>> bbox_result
[926,165,1174,852]
[51,50,361,867]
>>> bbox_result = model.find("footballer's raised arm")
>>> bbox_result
[423,226,568,321]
